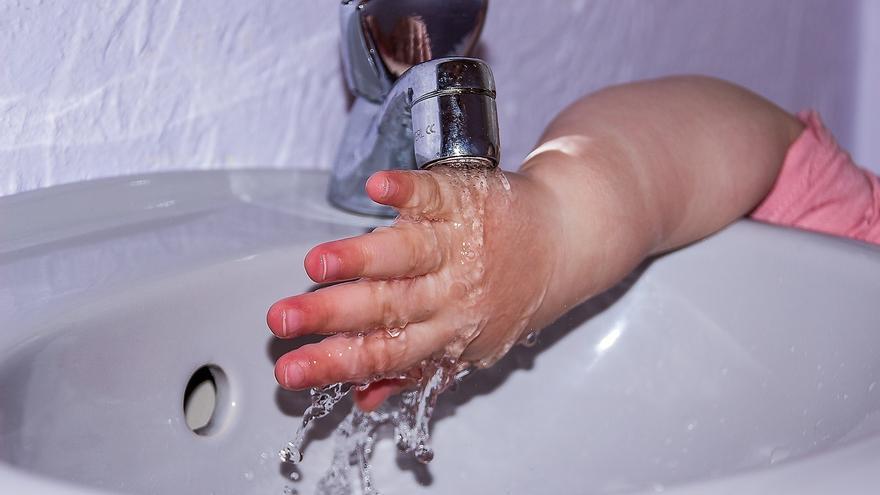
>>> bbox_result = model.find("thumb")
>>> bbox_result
[354,379,407,412]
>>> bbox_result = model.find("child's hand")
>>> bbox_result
[267,76,803,411]
[267,166,563,410]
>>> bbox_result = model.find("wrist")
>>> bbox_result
[519,151,657,323]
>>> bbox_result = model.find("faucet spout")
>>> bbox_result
[329,58,500,215]
[328,0,498,216]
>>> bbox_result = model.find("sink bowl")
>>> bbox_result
[1,169,879,495]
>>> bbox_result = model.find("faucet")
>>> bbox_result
[329,0,500,216]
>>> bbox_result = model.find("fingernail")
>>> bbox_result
[319,253,341,281]
[381,176,398,200]
[280,309,300,336]
[284,362,306,389]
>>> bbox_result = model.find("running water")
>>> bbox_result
[281,362,461,495]
[279,160,538,494]
[280,383,355,464]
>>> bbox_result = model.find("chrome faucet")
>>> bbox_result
[329,0,500,216]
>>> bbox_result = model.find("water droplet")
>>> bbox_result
[280,383,354,464]
[396,431,408,452]
[243,470,254,481]
[686,422,696,431]
[279,447,303,464]
[521,331,539,347]
[869,382,877,393]
[415,443,434,463]
[385,327,402,338]
[499,172,511,191]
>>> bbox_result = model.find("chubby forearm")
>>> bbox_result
[520,76,804,319]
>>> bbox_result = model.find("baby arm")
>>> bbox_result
[267,76,803,409]
[519,75,804,313]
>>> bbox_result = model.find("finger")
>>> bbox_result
[303,223,443,283]
[354,379,407,412]
[267,279,437,338]
[366,170,455,218]
[274,321,450,390]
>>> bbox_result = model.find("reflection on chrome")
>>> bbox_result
[595,320,624,354]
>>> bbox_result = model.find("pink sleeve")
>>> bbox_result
[750,111,880,245]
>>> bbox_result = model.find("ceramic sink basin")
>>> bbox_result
[1,169,880,495]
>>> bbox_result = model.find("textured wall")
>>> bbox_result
[487,0,860,167]
[0,0,867,197]
[855,0,880,170]
[0,1,346,196]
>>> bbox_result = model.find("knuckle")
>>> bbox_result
[379,285,396,322]
[396,172,417,206]
[371,279,413,328]
[364,336,394,375]
[367,282,394,325]
[302,295,326,330]
[366,332,412,377]
[420,227,443,271]
[404,231,423,273]
[426,176,444,213]
[356,239,373,273]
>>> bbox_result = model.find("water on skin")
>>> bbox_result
[280,161,540,494]
[520,330,540,347]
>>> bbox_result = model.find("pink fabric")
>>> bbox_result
[750,111,880,245]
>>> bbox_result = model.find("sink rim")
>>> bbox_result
[2,169,880,495]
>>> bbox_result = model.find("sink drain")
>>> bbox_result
[183,364,230,435]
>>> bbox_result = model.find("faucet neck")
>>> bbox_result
[328,1,497,217]
[339,0,488,102]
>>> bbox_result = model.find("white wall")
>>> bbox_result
[855,0,880,170]
[0,1,346,196]
[487,0,861,168]
[0,0,870,197]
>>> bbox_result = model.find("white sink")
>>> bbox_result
[2,170,880,495]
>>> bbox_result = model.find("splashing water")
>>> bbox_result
[279,362,461,494]
[394,361,459,463]
[280,161,540,494]
[279,383,354,464]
